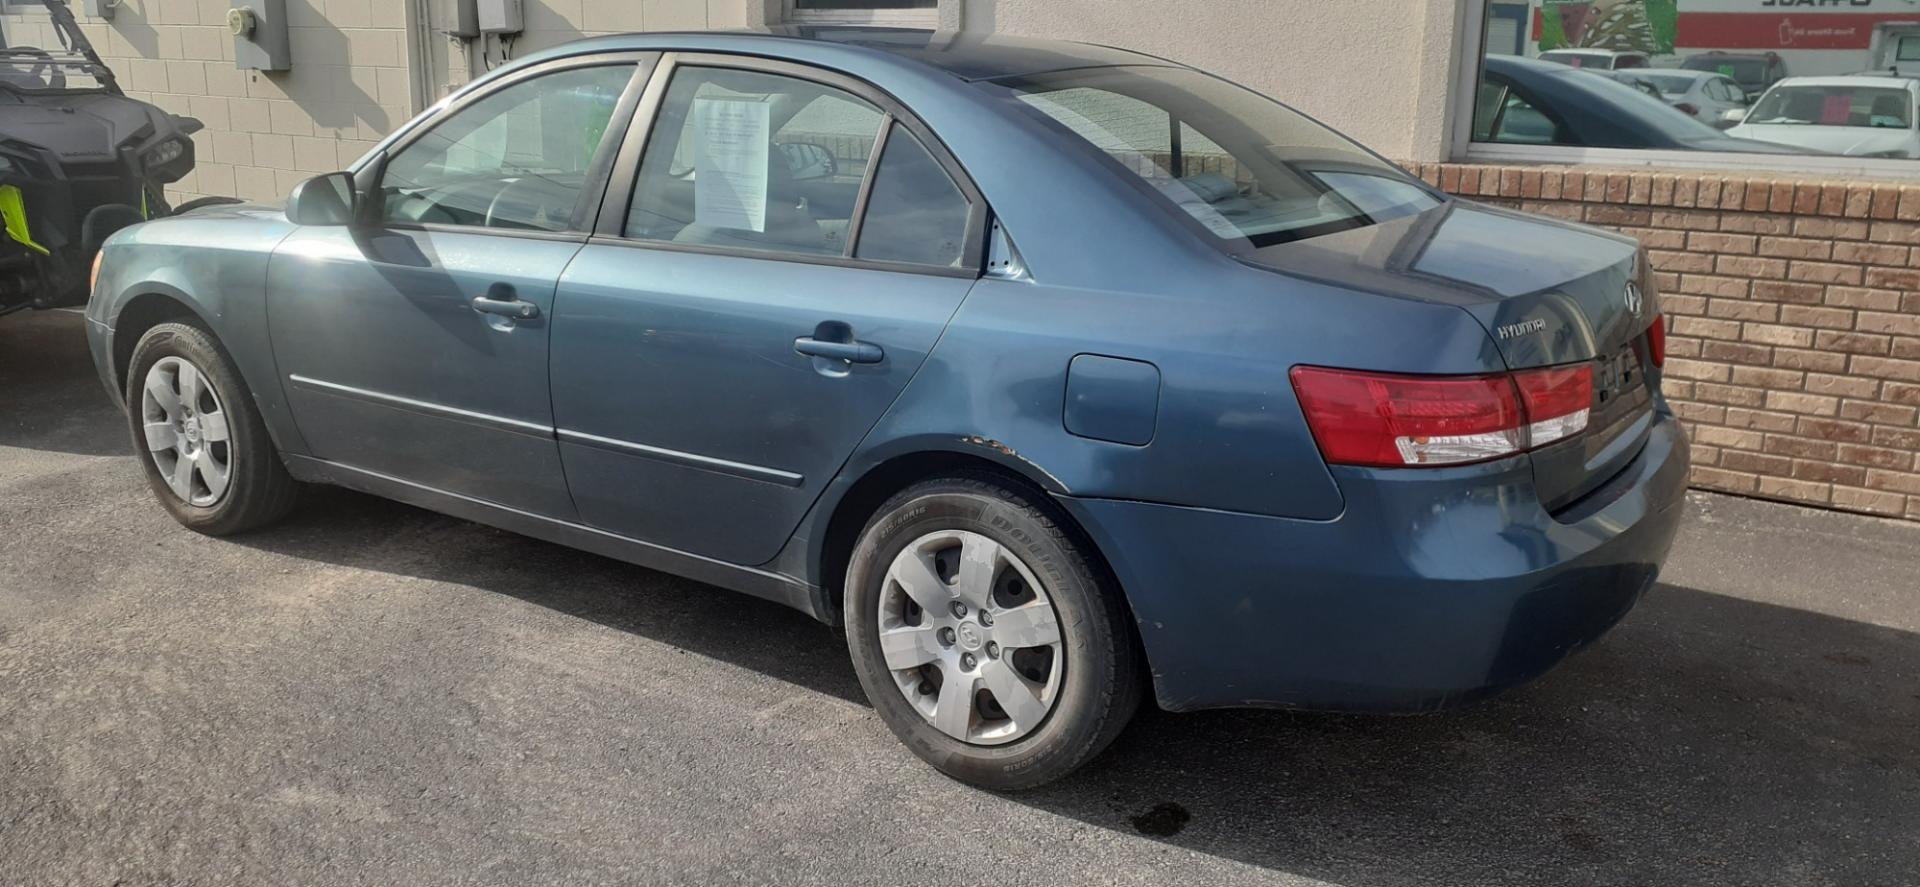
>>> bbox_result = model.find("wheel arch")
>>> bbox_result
[110,288,211,397]
[805,443,1140,647]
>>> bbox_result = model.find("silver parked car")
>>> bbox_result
[1617,69,1751,129]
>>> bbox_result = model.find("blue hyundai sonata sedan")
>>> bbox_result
[86,28,1687,789]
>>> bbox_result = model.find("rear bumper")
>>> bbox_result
[1059,405,1690,714]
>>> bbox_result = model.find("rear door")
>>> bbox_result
[549,54,987,565]
[269,57,648,518]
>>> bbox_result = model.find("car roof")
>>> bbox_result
[1541,48,1642,57]
[509,26,1172,83]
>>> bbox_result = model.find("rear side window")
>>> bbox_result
[855,123,971,267]
[1004,66,1438,249]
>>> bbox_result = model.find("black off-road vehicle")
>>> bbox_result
[0,0,212,316]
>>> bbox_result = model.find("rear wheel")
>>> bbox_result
[845,475,1142,790]
[126,321,298,535]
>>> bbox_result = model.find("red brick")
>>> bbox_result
[1606,174,1631,203]
[1856,311,1920,337]
[1798,217,1870,240]
[1696,425,1763,451]
[1648,249,1713,274]
[1901,187,1920,221]
[1700,340,1771,364]
[1695,382,1768,407]
[1725,407,1797,433]
[1793,460,1866,486]
[1886,381,1920,406]
[1794,184,1823,215]
[1837,444,1916,470]
[1831,241,1909,266]
[1831,486,1907,516]
[1678,275,1750,299]
[1750,281,1826,305]
[1864,267,1920,290]
[1766,390,1838,415]
[1864,469,1920,496]
[1758,236,1832,260]
[1653,209,1718,230]
[1699,177,1725,208]
[1844,185,1874,218]
[1588,204,1651,227]
[1788,261,1865,286]
[1871,186,1902,220]
[1822,287,1904,311]
[1804,373,1879,400]
[1757,475,1831,504]
[1672,316,1742,340]
[1651,174,1675,205]
[1840,400,1918,425]
[1851,355,1920,383]
[1746,180,1774,213]
[1867,220,1920,244]
[1895,338,1920,360]
[1707,299,1776,322]
[1672,401,1726,424]
[1689,231,1756,254]
[1765,435,1838,460]
[1720,214,1793,236]
[1819,184,1849,217]
[1873,425,1920,450]
[1662,293,1707,317]
[1692,466,1758,493]
[1814,330,1890,355]
[1540,171,1564,201]
[1731,366,1804,389]
[1664,357,1731,382]
[1796,416,1872,443]
[1745,324,1816,348]
[1715,255,1789,279]
[1723,450,1792,474]
[1778,304,1854,329]
[1773,348,1849,373]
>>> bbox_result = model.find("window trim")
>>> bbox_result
[353,52,659,237]
[1449,1,1920,179]
[595,50,990,277]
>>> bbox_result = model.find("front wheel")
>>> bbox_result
[845,475,1142,790]
[125,321,298,535]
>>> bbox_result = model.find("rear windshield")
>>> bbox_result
[1747,85,1913,129]
[1683,56,1765,83]
[1635,73,1699,94]
[1000,66,1439,249]
[1541,51,1612,69]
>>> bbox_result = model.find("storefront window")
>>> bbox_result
[1469,0,1920,163]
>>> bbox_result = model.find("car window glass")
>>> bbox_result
[380,65,633,231]
[626,66,885,258]
[1477,79,1562,145]
[854,123,970,267]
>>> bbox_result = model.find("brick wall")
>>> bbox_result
[1412,163,1920,522]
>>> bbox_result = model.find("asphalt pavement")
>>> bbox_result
[3,308,1917,886]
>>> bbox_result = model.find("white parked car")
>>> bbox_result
[1617,70,1750,129]
[1729,75,1920,158]
[1538,48,1651,71]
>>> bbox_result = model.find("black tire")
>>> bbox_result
[845,473,1143,790]
[125,321,299,535]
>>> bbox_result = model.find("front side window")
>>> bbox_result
[379,65,633,231]
[1003,66,1439,250]
[1470,0,1920,163]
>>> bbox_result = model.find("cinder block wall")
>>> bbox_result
[1415,164,1920,522]
[0,0,744,205]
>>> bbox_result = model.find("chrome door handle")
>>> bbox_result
[472,294,539,320]
[794,337,883,364]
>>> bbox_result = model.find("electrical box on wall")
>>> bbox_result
[229,0,291,71]
[448,0,481,39]
[84,0,116,20]
[477,0,523,35]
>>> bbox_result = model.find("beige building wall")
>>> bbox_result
[0,0,1462,205]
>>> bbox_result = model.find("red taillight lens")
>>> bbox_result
[1647,313,1667,368]
[1291,364,1594,468]
[1675,102,1700,116]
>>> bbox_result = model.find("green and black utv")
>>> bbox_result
[0,0,213,316]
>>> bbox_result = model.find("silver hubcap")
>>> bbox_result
[878,530,1065,746]
[140,357,233,507]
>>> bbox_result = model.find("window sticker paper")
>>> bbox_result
[692,97,771,233]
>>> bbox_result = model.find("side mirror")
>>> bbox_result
[287,172,358,226]
[1720,107,1748,127]
[778,142,838,182]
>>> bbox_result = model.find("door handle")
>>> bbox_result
[794,336,884,365]
[472,291,540,320]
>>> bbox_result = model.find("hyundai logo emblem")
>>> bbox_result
[1624,281,1643,317]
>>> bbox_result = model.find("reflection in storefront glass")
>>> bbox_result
[1474,0,1920,159]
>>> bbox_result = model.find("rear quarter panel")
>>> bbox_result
[88,208,307,455]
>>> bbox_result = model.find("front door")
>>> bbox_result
[269,61,643,518]
[550,57,986,565]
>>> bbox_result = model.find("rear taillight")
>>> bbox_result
[1291,364,1594,468]
[1675,102,1700,116]
[1647,313,1667,368]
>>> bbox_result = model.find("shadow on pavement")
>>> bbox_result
[239,484,1920,887]
[12,303,1918,885]
[0,309,126,457]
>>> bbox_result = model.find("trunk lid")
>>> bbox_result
[1245,201,1662,512]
